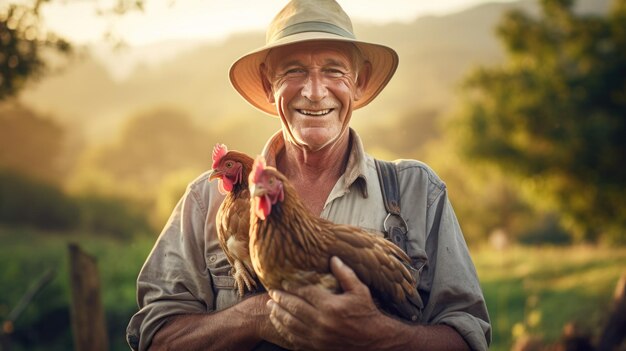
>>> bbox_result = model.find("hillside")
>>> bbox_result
[17,0,610,144]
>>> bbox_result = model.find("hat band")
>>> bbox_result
[269,21,356,43]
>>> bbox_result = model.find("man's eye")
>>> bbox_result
[285,68,306,76]
[325,69,344,78]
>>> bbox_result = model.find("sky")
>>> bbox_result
[39,0,516,47]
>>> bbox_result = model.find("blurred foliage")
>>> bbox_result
[421,136,560,244]
[0,99,150,238]
[89,107,211,189]
[67,106,280,228]
[475,245,626,350]
[0,228,155,351]
[97,0,145,16]
[518,213,572,245]
[0,100,66,183]
[361,109,564,245]
[0,0,148,100]
[455,0,626,243]
[362,108,442,157]
[0,1,71,100]
[0,168,79,230]
[0,168,151,238]
[74,193,152,239]
[67,107,214,227]
[152,168,202,227]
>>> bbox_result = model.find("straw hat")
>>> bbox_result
[229,0,399,116]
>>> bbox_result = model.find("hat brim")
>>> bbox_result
[229,31,399,116]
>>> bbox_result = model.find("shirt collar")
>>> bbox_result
[261,128,370,198]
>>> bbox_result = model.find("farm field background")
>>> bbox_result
[1,228,624,351]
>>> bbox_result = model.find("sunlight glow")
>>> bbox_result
[38,0,517,46]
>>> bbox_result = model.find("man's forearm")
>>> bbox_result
[148,294,270,351]
[372,314,470,351]
[407,324,470,351]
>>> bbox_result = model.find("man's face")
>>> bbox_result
[263,41,369,152]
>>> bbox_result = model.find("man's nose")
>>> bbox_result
[301,73,327,102]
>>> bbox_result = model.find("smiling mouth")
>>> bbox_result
[297,109,333,116]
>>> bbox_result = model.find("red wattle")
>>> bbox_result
[254,195,271,220]
[221,178,234,192]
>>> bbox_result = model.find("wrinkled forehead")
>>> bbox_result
[264,40,360,70]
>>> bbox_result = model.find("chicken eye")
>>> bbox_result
[225,161,234,168]
[268,177,274,185]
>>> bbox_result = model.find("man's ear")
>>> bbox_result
[259,63,275,104]
[354,61,372,101]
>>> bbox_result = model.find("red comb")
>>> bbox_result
[212,143,228,169]
[251,155,266,184]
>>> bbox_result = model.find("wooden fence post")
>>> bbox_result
[68,243,108,351]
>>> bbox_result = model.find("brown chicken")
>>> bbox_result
[209,143,259,297]
[248,156,421,322]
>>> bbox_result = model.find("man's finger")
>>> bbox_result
[282,280,334,307]
[267,298,311,348]
[268,289,319,325]
[330,256,366,293]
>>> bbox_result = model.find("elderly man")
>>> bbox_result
[127,0,491,350]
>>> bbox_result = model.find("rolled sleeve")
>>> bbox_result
[438,311,491,351]
[126,173,217,351]
[422,194,491,350]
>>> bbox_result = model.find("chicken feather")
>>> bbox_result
[248,156,422,322]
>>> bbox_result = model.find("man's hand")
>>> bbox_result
[150,293,294,351]
[266,256,385,351]
[253,293,296,349]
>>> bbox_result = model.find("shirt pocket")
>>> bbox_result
[206,252,240,310]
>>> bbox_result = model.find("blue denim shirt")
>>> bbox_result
[127,129,491,350]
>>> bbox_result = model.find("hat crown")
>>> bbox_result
[267,0,355,44]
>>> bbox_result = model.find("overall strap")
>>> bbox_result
[375,159,409,254]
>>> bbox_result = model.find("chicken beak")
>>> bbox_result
[208,170,222,181]
[250,184,267,197]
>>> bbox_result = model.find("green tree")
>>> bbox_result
[0,0,144,99]
[0,1,70,99]
[0,101,66,183]
[456,0,626,242]
[68,107,215,227]
[94,107,212,187]
[69,107,214,200]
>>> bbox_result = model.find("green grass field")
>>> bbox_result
[474,245,626,350]
[0,228,154,351]
[1,228,625,350]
